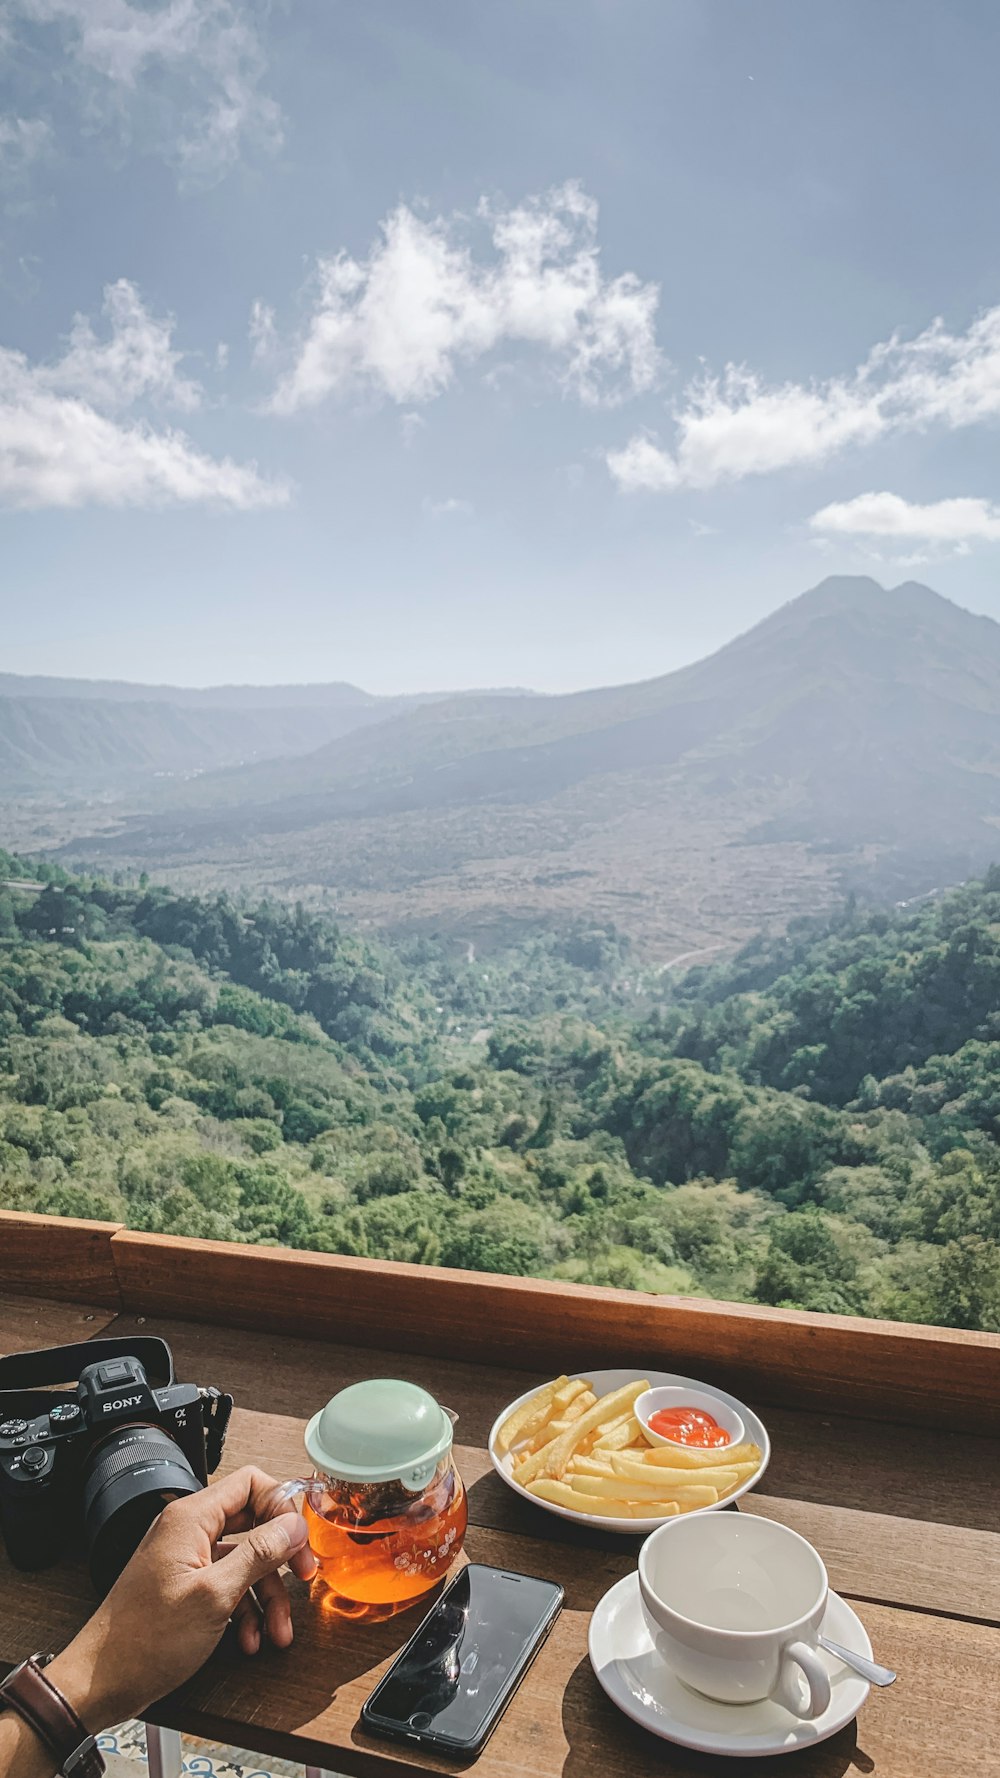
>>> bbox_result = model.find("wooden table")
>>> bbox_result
[1,1215,999,1778]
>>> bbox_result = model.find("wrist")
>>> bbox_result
[47,1626,131,1738]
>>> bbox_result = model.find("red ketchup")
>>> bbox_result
[648,1406,730,1448]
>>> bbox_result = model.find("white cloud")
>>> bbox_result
[399,410,426,448]
[267,182,661,415]
[605,431,678,492]
[10,0,280,181]
[0,114,51,175]
[248,298,277,363]
[0,281,288,509]
[608,301,1000,493]
[810,491,1000,544]
[423,495,473,520]
[47,278,203,412]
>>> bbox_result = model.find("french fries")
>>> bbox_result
[514,1379,650,1485]
[494,1374,569,1455]
[527,1479,681,1518]
[571,1474,723,1508]
[553,1379,589,1412]
[497,1373,763,1521]
[569,1455,616,1477]
[608,1454,755,1490]
[639,1439,760,1469]
[593,1415,642,1451]
[523,1390,598,1451]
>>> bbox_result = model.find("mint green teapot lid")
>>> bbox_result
[305,1378,455,1493]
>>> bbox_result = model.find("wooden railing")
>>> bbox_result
[2,1209,998,1433]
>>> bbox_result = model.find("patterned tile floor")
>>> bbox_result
[98,1718,314,1777]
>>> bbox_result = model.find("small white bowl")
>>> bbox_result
[636,1385,745,1452]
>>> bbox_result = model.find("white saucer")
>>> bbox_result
[588,1574,871,1758]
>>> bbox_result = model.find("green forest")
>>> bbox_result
[1,848,999,1331]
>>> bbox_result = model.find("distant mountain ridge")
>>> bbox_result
[0,695,369,789]
[0,672,381,709]
[7,577,1000,955]
[108,575,1000,835]
[0,672,535,791]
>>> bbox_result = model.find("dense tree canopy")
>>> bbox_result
[1,849,999,1330]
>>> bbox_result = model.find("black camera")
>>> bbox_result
[0,1337,232,1595]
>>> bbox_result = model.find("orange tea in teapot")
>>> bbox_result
[281,1378,468,1621]
[305,1458,468,1616]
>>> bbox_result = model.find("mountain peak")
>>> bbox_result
[776,575,995,642]
[800,574,886,609]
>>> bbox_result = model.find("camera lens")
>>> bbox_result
[83,1424,202,1595]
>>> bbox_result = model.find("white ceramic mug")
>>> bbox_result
[638,1513,833,1719]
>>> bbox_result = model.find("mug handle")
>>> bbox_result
[774,1641,832,1720]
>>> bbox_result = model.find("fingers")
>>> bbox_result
[228,1576,293,1653]
[209,1512,311,1612]
[287,1538,319,1582]
[221,1477,317,1581]
[251,1568,295,1649]
[215,1544,296,1653]
[166,1466,283,1547]
[230,1587,263,1655]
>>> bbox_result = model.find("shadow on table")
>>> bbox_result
[755,1405,999,1534]
[465,1467,647,1552]
[559,1654,870,1778]
[160,1580,462,1772]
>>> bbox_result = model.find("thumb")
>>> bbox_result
[214,1512,311,1604]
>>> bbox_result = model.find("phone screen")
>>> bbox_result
[363,1563,563,1751]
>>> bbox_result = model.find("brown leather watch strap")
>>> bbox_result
[0,1654,105,1777]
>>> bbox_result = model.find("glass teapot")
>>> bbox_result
[273,1378,467,1619]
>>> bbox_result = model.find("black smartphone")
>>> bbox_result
[361,1562,564,1755]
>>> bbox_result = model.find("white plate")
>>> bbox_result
[488,1368,770,1535]
[589,1572,871,1758]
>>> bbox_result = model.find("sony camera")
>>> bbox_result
[0,1337,232,1595]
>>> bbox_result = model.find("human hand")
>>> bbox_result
[48,1466,317,1733]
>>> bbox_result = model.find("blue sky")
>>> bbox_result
[2,0,1000,693]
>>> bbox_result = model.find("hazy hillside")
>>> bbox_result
[0,692,409,790]
[106,575,1000,817]
[97,572,989,810]
[0,672,384,711]
[43,577,1000,953]
[0,672,538,792]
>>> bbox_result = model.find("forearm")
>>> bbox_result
[0,1626,125,1778]
[0,1712,60,1778]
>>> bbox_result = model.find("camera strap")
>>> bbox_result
[0,1337,175,1411]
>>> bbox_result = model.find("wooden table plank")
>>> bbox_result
[218,1407,1000,1625]
[104,1311,1000,1534]
[3,1405,995,1664]
[143,1584,1000,1778]
[739,1496,1000,1626]
[0,1292,118,1356]
[760,1403,1000,1534]
[4,1518,997,1778]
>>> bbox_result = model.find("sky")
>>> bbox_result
[2,0,1000,694]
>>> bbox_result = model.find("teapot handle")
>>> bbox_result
[267,1477,327,1514]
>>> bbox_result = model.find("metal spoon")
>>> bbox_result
[819,1634,897,1687]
